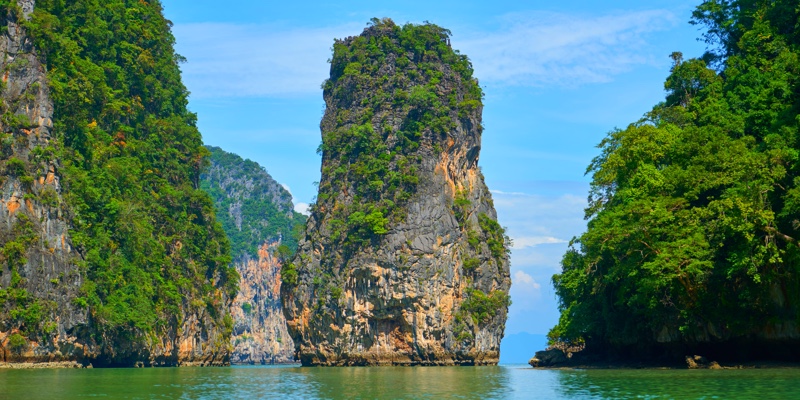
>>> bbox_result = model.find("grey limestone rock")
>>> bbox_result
[281,20,511,366]
[0,0,89,364]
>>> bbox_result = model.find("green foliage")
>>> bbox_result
[0,1,237,347]
[466,230,480,249]
[0,215,54,336]
[201,146,307,258]
[38,187,59,207]
[276,244,293,262]
[460,289,511,326]
[462,257,479,270]
[478,213,511,263]
[453,313,473,342]
[1,214,36,267]
[1,113,34,130]
[552,0,800,347]
[241,302,252,315]
[281,262,298,286]
[348,208,390,236]
[315,19,483,256]
[453,190,471,227]
[4,157,26,175]
[8,333,26,354]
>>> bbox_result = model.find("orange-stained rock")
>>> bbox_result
[6,197,20,213]
[229,241,295,364]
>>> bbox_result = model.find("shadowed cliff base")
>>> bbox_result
[530,339,800,369]
[298,349,500,367]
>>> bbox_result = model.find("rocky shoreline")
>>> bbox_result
[0,360,238,369]
[0,361,86,369]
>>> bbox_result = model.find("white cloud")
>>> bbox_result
[490,189,531,196]
[492,190,586,240]
[294,202,311,216]
[512,236,567,250]
[513,270,541,291]
[173,9,676,99]
[455,10,677,87]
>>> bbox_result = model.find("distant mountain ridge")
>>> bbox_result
[201,146,304,258]
[201,146,304,364]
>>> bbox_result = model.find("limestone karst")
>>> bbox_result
[281,19,511,366]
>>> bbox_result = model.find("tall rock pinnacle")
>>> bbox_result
[281,18,511,366]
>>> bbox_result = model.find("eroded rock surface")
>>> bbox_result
[0,0,88,364]
[202,146,301,364]
[281,19,511,366]
[229,242,295,364]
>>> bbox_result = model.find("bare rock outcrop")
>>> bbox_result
[229,242,294,364]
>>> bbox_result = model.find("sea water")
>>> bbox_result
[2,364,800,399]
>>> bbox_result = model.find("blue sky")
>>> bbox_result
[161,0,708,335]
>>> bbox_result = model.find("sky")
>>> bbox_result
[161,0,708,336]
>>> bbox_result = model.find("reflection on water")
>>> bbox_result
[1,365,800,399]
[553,369,800,400]
[302,366,510,399]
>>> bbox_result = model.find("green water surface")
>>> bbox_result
[1,365,799,399]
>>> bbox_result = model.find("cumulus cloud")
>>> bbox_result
[455,10,676,87]
[490,187,586,276]
[514,270,541,291]
[493,186,587,332]
[294,202,311,216]
[492,190,586,243]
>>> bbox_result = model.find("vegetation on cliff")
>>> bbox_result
[282,18,511,366]
[309,18,484,253]
[201,146,305,259]
[0,0,236,360]
[551,0,800,356]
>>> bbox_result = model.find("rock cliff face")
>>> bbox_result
[202,146,301,364]
[229,242,294,364]
[281,19,511,366]
[1,1,235,367]
[0,0,87,364]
